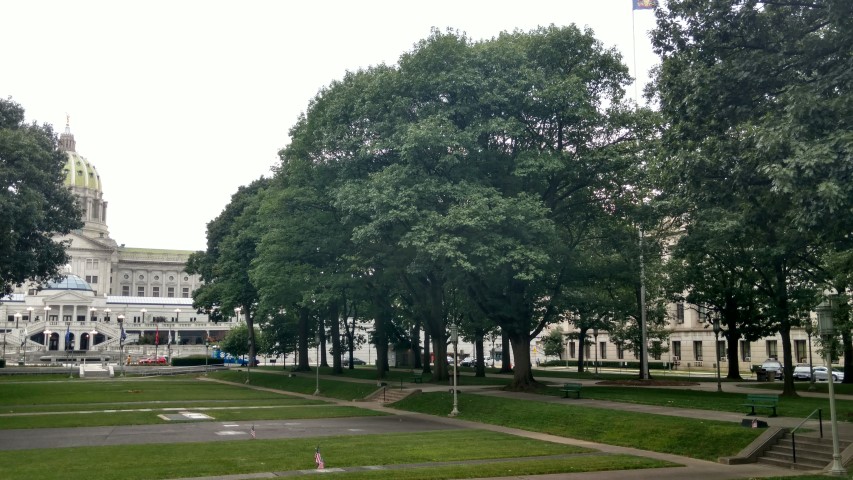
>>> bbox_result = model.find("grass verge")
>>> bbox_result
[393,392,760,461]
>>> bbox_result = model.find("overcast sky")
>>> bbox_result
[3,0,658,251]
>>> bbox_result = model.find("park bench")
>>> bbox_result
[411,371,423,383]
[742,394,779,417]
[559,382,582,399]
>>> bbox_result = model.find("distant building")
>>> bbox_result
[1,122,235,363]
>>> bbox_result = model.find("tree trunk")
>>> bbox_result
[724,326,742,379]
[411,322,422,369]
[499,330,512,373]
[330,302,342,374]
[319,314,329,367]
[296,307,310,372]
[474,327,485,377]
[422,328,432,374]
[507,330,537,390]
[843,332,852,384]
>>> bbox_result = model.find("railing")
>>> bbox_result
[790,408,823,464]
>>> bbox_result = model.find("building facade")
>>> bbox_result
[1,122,234,364]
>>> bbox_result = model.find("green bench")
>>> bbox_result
[559,382,582,399]
[411,372,423,383]
[742,394,779,417]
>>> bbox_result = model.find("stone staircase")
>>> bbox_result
[365,386,419,404]
[758,432,851,470]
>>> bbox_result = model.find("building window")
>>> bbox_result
[740,341,751,362]
[697,304,708,323]
[795,340,806,363]
[85,275,98,284]
[167,287,175,298]
[569,341,576,358]
[182,287,190,298]
[599,341,607,360]
[616,343,624,360]
[651,341,661,360]
[137,286,145,296]
[7,315,13,322]
[676,302,684,324]
[122,285,130,296]
[766,340,778,359]
[86,259,99,269]
[584,342,591,359]
[672,341,681,362]
[693,341,703,361]
[152,286,160,297]
[77,315,86,322]
[717,340,726,361]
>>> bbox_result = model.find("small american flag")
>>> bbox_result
[314,446,324,470]
[250,425,256,439]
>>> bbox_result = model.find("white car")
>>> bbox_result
[793,364,813,380]
[813,366,844,383]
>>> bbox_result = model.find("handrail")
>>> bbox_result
[790,408,823,464]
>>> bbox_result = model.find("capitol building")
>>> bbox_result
[1,122,235,365]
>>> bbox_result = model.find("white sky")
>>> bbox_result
[3,0,658,251]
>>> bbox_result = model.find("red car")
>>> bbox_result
[138,356,167,365]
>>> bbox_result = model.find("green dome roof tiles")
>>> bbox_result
[63,152,102,192]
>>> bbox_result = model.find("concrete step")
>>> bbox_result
[757,457,819,471]
[365,387,416,404]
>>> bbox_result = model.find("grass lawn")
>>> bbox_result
[393,392,761,461]
[0,375,381,429]
[546,385,853,421]
[209,369,383,399]
[0,429,674,480]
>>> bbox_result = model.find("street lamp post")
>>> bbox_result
[90,328,98,351]
[804,319,816,391]
[564,335,570,370]
[103,308,111,322]
[117,315,125,376]
[712,317,722,393]
[140,308,148,357]
[592,328,599,378]
[14,312,21,329]
[816,298,846,477]
[449,323,460,417]
[204,330,209,376]
[26,307,34,325]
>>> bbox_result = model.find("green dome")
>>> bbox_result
[63,151,102,192]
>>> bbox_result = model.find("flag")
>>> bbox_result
[314,446,324,470]
[250,425,256,439]
[632,0,656,9]
[155,325,159,346]
[120,323,127,345]
[65,323,71,350]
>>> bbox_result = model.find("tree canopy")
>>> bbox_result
[0,98,82,296]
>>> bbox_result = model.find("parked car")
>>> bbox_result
[342,357,366,366]
[813,366,844,383]
[460,357,476,367]
[793,364,813,380]
[759,359,783,380]
[237,357,260,366]
[138,356,167,365]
